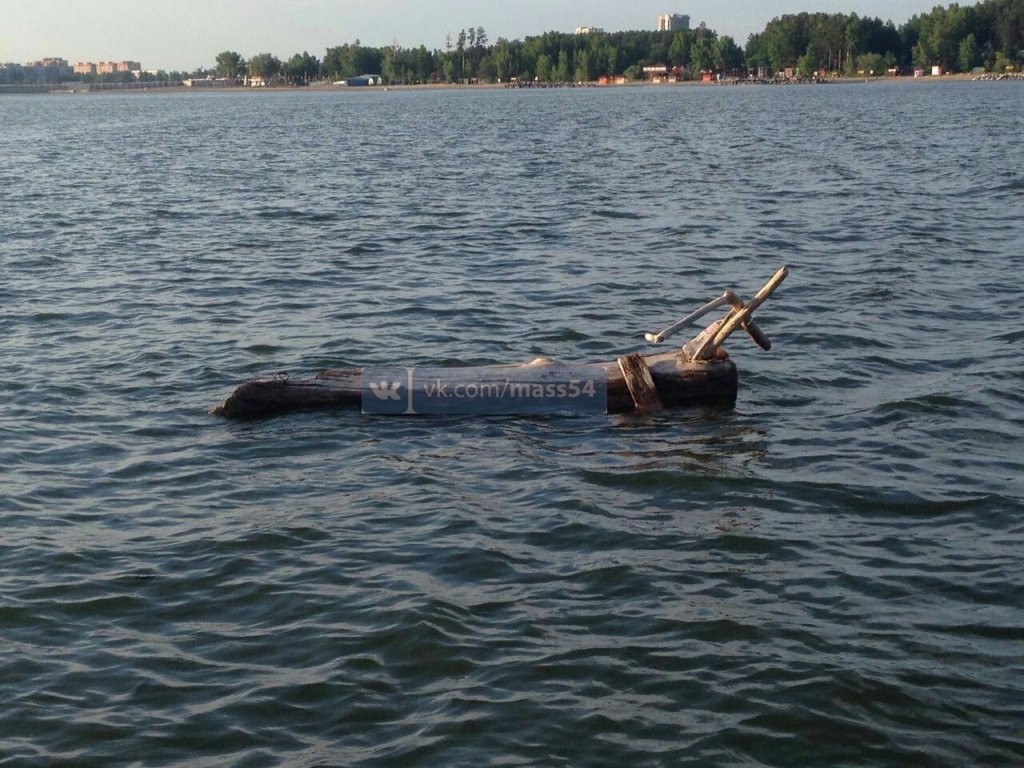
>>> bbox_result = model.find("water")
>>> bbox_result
[2,82,1023,767]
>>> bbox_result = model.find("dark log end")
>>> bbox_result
[212,378,291,419]
[606,355,736,413]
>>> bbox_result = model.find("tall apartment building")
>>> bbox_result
[657,14,691,31]
[96,61,141,75]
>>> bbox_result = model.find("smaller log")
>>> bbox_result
[705,266,789,356]
[617,352,664,413]
[722,290,772,351]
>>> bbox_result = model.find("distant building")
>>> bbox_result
[341,74,383,86]
[0,62,25,84]
[182,77,233,88]
[95,60,141,75]
[25,57,71,82]
[26,57,69,69]
[657,13,690,31]
[73,62,96,75]
[643,65,669,82]
[575,26,605,35]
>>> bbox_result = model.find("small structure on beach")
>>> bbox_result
[340,74,383,87]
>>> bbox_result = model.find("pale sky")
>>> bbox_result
[2,0,951,71]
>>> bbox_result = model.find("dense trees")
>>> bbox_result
[748,0,1022,74]
[323,41,382,80]
[905,0,1024,71]
[746,13,901,74]
[217,0,1014,84]
[284,52,321,83]
[198,26,772,86]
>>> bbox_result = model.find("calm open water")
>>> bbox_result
[2,82,1023,767]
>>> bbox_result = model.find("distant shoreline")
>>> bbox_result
[4,72,1015,96]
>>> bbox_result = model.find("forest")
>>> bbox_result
[747,0,1024,75]
[213,0,1022,83]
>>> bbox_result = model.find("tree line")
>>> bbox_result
[212,27,746,85]
[210,0,1020,83]
[747,0,1024,75]
[2,0,1019,87]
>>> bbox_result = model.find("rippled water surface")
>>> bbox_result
[3,82,1023,766]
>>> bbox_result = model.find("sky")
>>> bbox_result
[2,0,951,72]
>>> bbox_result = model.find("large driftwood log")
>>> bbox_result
[212,351,738,419]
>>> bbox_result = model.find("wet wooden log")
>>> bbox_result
[212,351,738,419]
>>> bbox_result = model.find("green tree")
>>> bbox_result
[746,32,769,71]
[442,58,457,82]
[715,35,745,71]
[668,30,691,67]
[959,32,981,71]
[763,14,809,70]
[352,45,382,75]
[381,46,399,83]
[574,49,591,82]
[854,51,886,75]
[478,54,497,81]
[553,50,571,82]
[491,37,513,81]
[690,36,715,71]
[284,51,320,82]
[606,45,619,76]
[994,0,1024,63]
[248,52,281,79]
[412,45,434,83]
[323,45,351,79]
[457,29,467,79]
[215,50,245,78]
[797,51,816,75]
[535,52,552,81]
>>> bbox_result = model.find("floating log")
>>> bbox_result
[212,266,788,420]
[211,351,738,419]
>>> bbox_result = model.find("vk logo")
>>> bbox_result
[368,381,403,401]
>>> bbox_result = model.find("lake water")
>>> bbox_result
[2,81,1023,767]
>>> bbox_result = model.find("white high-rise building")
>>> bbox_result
[657,13,691,31]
